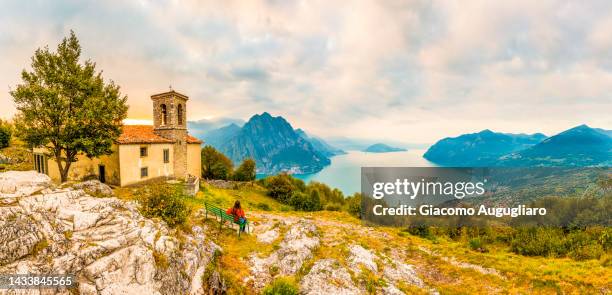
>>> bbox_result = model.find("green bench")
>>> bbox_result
[204,202,250,236]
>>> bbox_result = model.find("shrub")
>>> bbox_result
[233,158,256,181]
[511,227,568,257]
[569,243,604,261]
[324,203,341,211]
[153,250,169,269]
[262,277,299,295]
[0,120,11,149]
[344,193,362,217]
[406,225,431,239]
[201,145,233,180]
[468,237,488,252]
[265,174,297,203]
[138,184,191,228]
[256,202,271,211]
[289,190,322,211]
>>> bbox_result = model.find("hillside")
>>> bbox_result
[363,143,406,153]
[216,112,331,174]
[424,130,546,166]
[498,125,612,166]
[164,180,612,294]
[1,170,610,294]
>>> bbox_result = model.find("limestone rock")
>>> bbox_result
[300,259,361,295]
[257,228,279,244]
[73,180,113,196]
[248,219,320,290]
[348,244,378,274]
[0,171,219,295]
[0,170,51,198]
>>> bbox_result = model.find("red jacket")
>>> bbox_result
[226,207,245,222]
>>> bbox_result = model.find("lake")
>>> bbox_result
[292,149,436,195]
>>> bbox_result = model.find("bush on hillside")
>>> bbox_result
[137,184,190,228]
[262,173,298,203]
[233,158,256,181]
[0,120,11,149]
[201,145,234,180]
[344,193,362,217]
[289,190,322,211]
[262,277,299,295]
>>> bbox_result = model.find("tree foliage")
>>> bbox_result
[136,183,190,228]
[233,158,256,181]
[0,120,12,149]
[201,145,233,180]
[259,173,354,212]
[10,31,127,182]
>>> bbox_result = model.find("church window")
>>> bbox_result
[160,104,167,125]
[163,149,170,163]
[177,104,183,125]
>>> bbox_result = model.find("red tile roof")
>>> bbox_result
[186,135,203,144]
[117,125,202,144]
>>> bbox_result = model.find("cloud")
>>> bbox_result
[0,0,611,143]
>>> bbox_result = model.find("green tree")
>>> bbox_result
[10,31,127,182]
[265,173,296,203]
[309,189,322,211]
[201,145,233,180]
[0,120,12,149]
[233,158,256,181]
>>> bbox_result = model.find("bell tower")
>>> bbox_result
[151,90,189,177]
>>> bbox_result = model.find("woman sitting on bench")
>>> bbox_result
[226,200,247,233]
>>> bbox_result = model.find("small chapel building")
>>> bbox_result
[32,90,202,186]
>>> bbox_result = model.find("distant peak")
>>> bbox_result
[479,129,494,134]
[573,124,590,129]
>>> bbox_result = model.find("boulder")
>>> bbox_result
[0,170,51,198]
[73,180,113,196]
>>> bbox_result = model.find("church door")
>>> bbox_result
[98,165,106,183]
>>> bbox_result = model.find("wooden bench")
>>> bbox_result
[204,202,250,236]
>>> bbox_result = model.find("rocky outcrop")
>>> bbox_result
[72,180,113,196]
[0,171,219,295]
[248,219,320,290]
[348,244,378,274]
[300,259,360,295]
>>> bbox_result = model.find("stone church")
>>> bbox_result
[32,90,202,186]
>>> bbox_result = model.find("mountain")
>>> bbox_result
[424,130,546,166]
[200,123,241,148]
[363,143,407,153]
[187,117,244,139]
[498,125,612,166]
[295,129,346,157]
[217,112,330,174]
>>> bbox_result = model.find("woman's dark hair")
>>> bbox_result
[233,200,241,209]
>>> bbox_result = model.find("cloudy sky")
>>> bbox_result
[1,0,611,144]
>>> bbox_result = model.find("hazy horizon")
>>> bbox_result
[1,1,611,143]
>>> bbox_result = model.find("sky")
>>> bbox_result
[1,0,611,144]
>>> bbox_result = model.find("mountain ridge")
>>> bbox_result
[498,124,612,166]
[363,143,407,153]
[424,129,547,166]
[215,112,331,174]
